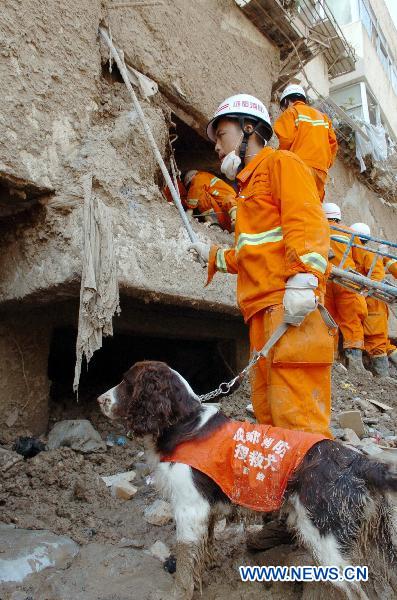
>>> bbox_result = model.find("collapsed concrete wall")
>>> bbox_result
[1,0,278,432]
[328,158,397,238]
[0,308,52,436]
[0,0,278,310]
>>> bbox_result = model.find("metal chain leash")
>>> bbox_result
[197,306,337,403]
[198,349,263,403]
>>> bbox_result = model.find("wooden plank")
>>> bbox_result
[367,398,393,412]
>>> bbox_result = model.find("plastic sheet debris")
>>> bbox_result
[12,437,46,460]
[105,433,128,447]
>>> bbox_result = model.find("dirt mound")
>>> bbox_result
[331,362,397,441]
[1,366,397,599]
[0,427,165,547]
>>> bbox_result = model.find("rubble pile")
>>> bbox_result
[0,363,396,599]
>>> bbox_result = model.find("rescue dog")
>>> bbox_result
[98,360,397,600]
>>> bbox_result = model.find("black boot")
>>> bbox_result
[389,350,397,367]
[370,354,389,377]
[344,348,367,373]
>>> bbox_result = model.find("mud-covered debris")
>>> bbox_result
[144,500,173,526]
[149,540,171,562]
[366,397,393,411]
[163,554,176,573]
[12,437,46,459]
[118,537,145,549]
[112,480,138,500]
[101,470,136,487]
[342,428,361,445]
[106,433,128,447]
[0,447,23,471]
[0,525,79,583]
[338,410,366,437]
[134,461,151,482]
[47,420,106,453]
[359,438,384,456]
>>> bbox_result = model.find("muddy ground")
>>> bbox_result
[1,362,397,600]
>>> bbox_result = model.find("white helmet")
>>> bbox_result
[280,84,306,104]
[350,222,371,238]
[206,93,272,142]
[183,170,198,187]
[323,202,341,220]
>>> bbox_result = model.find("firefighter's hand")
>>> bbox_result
[188,242,210,263]
[283,273,318,326]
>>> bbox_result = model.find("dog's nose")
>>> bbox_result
[97,393,105,405]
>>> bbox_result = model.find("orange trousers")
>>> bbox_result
[325,281,367,350]
[311,168,327,202]
[364,297,388,356]
[249,305,333,438]
[387,340,397,355]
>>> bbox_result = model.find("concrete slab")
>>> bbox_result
[0,525,79,584]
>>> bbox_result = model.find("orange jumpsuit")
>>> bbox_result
[383,256,397,357]
[207,147,333,438]
[352,244,388,356]
[325,224,367,350]
[186,171,236,232]
[274,101,338,201]
[162,179,188,209]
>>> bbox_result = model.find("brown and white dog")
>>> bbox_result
[98,360,397,600]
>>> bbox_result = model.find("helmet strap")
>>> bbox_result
[237,118,262,167]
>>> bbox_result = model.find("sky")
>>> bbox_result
[385,0,397,28]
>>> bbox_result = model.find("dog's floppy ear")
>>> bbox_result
[125,362,174,436]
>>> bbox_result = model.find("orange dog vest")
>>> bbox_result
[161,421,325,512]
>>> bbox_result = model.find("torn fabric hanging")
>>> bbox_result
[73,175,120,393]
[355,122,388,172]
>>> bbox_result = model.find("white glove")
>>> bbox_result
[230,207,236,232]
[188,242,210,263]
[283,273,318,326]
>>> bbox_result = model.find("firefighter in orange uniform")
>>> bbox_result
[350,223,390,377]
[188,93,333,438]
[183,170,237,232]
[323,203,368,371]
[379,244,397,368]
[188,93,333,551]
[274,84,338,201]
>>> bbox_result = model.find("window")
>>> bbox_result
[377,39,390,75]
[391,67,397,96]
[331,83,363,120]
[366,88,380,126]
[331,82,386,129]
[359,0,372,38]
